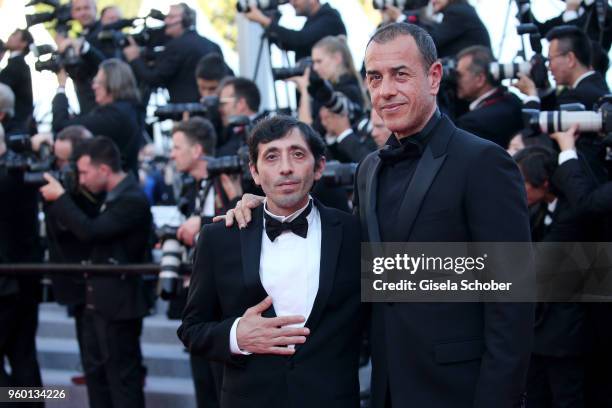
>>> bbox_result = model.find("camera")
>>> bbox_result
[156,225,187,300]
[207,145,252,180]
[154,96,220,121]
[272,57,313,81]
[321,161,357,188]
[523,96,612,135]
[25,0,72,35]
[0,134,57,181]
[308,71,361,119]
[97,9,167,52]
[33,44,81,73]
[236,0,289,13]
[24,163,79,194]
[372,0,429,11]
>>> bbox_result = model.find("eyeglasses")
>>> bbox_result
[547,52,568,64]
[219,96,236,106]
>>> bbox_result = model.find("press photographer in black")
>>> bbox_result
[515,25,609,182]
[54,0,109,114]
[39,136,152,408]
[124,3,225,104]
[195,53,233,99]
[0,29,34,134]
[52,58,144,177]
[244,0,346,61]
[454,45,523,148]
[217,76,261,157]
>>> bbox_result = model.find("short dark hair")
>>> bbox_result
[546,25,592,68]
[248,116,325,170]
[219,77,261,113]
[457,45,497,85]
[172,117,217,156]
[76,136,122,172]
[367,22,437,72]
[513,146,557,188]
[195,53,229,81]
[56,125,93,160]
[16,29,33,55]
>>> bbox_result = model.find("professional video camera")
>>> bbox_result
[236,0,289,13]
[32,43,81,73]
[25,0,72,35]
[154,96,220,121]
[272,57,312,81]
[321,161,357,188]
[308,71,361,120]
[372,0,428,11]
[156,225,187,300]
[523,95,612,139]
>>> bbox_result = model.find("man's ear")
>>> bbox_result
[313,156,326,181]
[428,61,443,95]
[249,162,261,186]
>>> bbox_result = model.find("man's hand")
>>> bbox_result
[383,5,403,22]
[54,34,73,53]
[39,173,65,202]
[514,73,537,97]
[122,36,141,62]
[550,124,579,152]
[236,296,309,355]
[219,173,243,201]
[288,67,310,93]
[320,106,351,138]
[212,194,265,228]
[244,5,272,27]
[566,0,581,12]
[30,133,53,153]
[177,215,201,246]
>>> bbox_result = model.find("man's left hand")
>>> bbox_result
[40,173,65,202]
[123,36,141,62]
[177,215,202,246]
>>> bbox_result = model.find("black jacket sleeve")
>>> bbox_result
[552,158,609,213]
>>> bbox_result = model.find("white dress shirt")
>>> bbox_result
[229,197,322,354]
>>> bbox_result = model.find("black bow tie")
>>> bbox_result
[264,202,312,242]
[378,140,423,165]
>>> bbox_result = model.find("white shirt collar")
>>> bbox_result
[9,51,22,58]
[572,71,595,89]
[263,196,313,223]
[469,88,497,111]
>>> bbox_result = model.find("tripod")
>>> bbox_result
[252,31,280,110]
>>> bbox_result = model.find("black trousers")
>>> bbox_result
[526,354,584,408]
[190,354,222,408]
[0,293,43,408]
[81,309,145,408]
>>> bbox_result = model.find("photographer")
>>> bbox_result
[290,36,366,137]
[124,3,225,104]
[40,136,152,408]
[319,107,375,163]
[454,45,523,148]
[0,88,43,399]
[171,117,242,247]
[217,76,261,157]
[244,0,346,61]
[100,5,122,26]
[195,53,233,99]
[52,58,144,177]
[515,25,609,182]
[54,0,109,114]
[0,29,34,134]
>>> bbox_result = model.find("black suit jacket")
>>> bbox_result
[178,202,363,408]
[266,3,347,61]
[0,54,33,132]
[47,174,153,320]
[456,87,523,148]
[424,2,491,58]
[327,131,375,164]
[355,115,534,408]
[130,30,223,103]
[52,93,143,176]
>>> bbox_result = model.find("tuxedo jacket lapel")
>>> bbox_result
[365,155,383,242]
[240,206,276,318]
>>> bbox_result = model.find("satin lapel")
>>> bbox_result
[239,206,271,312]
[395,145,447,241]
[302,202,341,337]
[365,154,382,242]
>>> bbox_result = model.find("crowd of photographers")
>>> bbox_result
[1,0,612,407]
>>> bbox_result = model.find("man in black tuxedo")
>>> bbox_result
[124,3,224,104]
[40,136,152,408]
[222,22,534,408]
[356,23,533,408]
[178,116,363,408]
[515,25,610,182]
[0,29,33,133]
[454,45,523,148]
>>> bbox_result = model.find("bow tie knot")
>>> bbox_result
[264,202,312,242]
